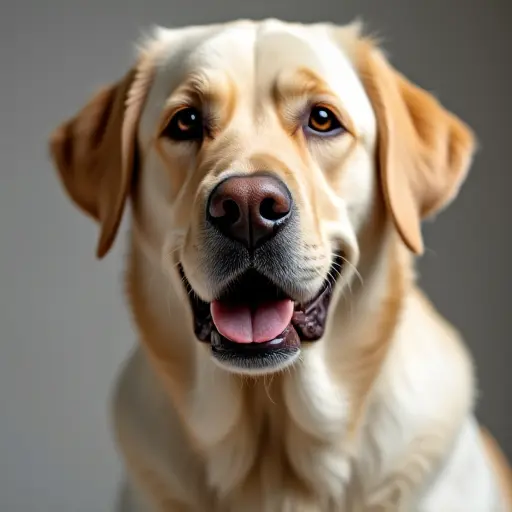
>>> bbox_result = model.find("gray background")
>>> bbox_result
[2,0,511,511]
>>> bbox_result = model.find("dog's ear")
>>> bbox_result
[358,43,476,254]
[49,62,154,258]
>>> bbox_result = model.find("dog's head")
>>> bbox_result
[50,20,474,375]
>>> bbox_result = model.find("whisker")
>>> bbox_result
[331,252,364,288]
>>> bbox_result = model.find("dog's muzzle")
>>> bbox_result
[180,172,343,375]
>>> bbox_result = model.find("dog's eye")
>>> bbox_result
[307,106,343,135]
[163,107,204,141]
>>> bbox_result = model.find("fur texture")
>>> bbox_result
[49,19,511,512]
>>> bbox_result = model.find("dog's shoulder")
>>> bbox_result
[373,286,474,432]
[353,286,480,508]
[419,418,508,511]
[353,285,509,510]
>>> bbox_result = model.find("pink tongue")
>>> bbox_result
[210,299,294,344]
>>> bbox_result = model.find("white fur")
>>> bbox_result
[109,20,508,512]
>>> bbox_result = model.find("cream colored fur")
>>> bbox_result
[49,19,511,512]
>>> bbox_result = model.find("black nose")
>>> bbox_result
[207,173,293,249]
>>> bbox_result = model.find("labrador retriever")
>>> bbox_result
[49,19,512,512]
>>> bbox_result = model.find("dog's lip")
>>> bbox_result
[179,252,344,345]
[210,326,301,373]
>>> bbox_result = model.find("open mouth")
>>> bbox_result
[180,255,343,373]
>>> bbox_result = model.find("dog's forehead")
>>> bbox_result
[186,21,332,77]
[139,20,375,141]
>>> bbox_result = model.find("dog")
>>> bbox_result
[49,19,511,512]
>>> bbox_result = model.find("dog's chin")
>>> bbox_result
[179,255,343,376]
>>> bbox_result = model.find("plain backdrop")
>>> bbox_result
[2,1,511,511]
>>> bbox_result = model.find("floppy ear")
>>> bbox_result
[49,62,154,258]
[358,43,476,254]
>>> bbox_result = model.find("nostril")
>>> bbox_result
[222,199,240,224]
[208,193,241,224]
[260,198,280,221]
[259,197,290,222]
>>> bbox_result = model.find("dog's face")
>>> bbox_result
[50,20,475,376]
[138,21,377,374]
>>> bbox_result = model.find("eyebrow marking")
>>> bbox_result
[274,67,333,100]
[273,67,357,137]
[158,70,238,137]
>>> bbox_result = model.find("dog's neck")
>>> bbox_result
[125,207,412,507]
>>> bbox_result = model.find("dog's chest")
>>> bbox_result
[192,372,353,512]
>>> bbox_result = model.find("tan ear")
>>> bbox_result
[49,61,154,258]
[358,43,476,254]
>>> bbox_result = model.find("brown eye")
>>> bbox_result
[307,106,343,135]
[163,107,204,141]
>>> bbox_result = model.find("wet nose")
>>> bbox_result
[207,173,293,249]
